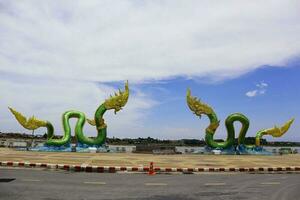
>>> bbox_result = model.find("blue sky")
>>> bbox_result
[0,1,300,141]
[124,61,300,141]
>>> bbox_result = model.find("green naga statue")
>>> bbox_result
[9,81,129,147]
[186,89,294,150]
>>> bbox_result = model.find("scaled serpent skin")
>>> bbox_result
[9,81,129,147]
[186,89,294,149]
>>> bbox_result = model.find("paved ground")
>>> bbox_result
[0,168,299,200]
[0,148,300,168]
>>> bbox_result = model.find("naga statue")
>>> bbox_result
[186,89,294,152]
[9,81,129,147]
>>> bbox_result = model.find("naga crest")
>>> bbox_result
[86,118,107,129]
[262,118,294,137]
[8,107,47,130]
[186,88,214,117]
[86,118,96,126]
[104,81,129,114]
[256,118,294,146]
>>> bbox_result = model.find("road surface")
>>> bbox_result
[0,168,299,200]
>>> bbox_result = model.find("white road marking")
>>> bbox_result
[145,183,167,186]
[195,172,237,175]
[204,182,226,186]
[0,167,44,171]
[84,181,106,185]
[21,179,41,182]
[260,182,280,185]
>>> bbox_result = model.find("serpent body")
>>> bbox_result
[45,104,107,146]
[9,82,129,147]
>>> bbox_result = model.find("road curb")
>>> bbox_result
[1,161,300,174]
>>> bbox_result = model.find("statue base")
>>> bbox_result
[18,143,114,153]
[236,144,272,155]
[192,145,273,155]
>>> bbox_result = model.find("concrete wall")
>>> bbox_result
[175,146,203,154]
[108,145,136,152]
[0,138,45,148]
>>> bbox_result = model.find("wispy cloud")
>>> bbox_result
[246,81,268,97]
[245,90,258,97]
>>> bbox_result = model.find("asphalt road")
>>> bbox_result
[0,168,299,200]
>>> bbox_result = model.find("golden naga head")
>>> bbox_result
[186,88,214,117]
[104,81,129,114]
[8,107,47,130]
[262,118,295,137]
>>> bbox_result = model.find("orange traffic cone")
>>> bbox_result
[148,162,156,175]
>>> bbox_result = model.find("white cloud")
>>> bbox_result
[246,81,268,97]
[246,90,258,97]
[0,0,300,83]
[257,82,268,88]
[259,90,266,95]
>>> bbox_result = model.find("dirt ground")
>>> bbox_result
[0,148,299,168]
